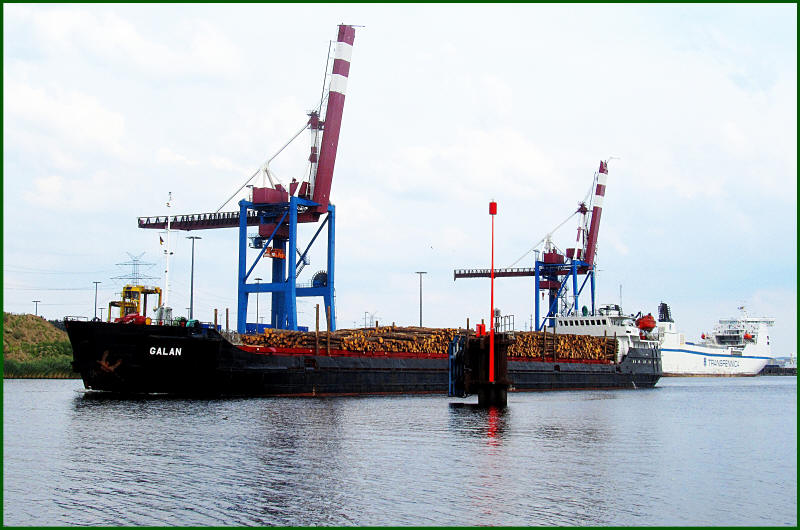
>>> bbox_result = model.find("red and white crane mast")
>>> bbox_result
[454,160,612,331]
[137,25,357,333]
[311,24,355,214]
[583,160,608,266]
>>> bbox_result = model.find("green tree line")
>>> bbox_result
[3,340,79,378]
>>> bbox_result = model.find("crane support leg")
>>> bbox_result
[534,262,541,331]
[236,197,336,333]
[572,261,579,314]
[325,205,336,330]
[286,197,298,330]
[271,238,287,328]
[237,200,249,333]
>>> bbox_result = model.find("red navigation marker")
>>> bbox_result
[489,200,497,383]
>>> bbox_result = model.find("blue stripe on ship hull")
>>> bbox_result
[661,348,770,360]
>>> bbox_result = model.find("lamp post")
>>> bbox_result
[415,271,427,327]
[186,236,202,319]
[32,300,41,316]
[254,277,262,328]
[99,307,105,321]
[93,281,101,320]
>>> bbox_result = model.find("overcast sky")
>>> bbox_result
[3,4,797,355]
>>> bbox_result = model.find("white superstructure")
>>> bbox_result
[657,303,773,376]
[553,304,660,364]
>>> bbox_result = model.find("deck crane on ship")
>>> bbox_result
[454,160,611,331]
[137,24,357,333]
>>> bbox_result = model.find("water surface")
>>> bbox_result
[3,377,796,525]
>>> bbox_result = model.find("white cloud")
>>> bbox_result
[22,170,125,211]
[601,228,630,258]
[13,6,244,79]
[209,155,248,174]
[157,147,198,166]
[4,79,127,160]
[379,127,563,202]
[155,148,262,181]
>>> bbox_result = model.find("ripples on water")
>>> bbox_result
[3,377,796,526]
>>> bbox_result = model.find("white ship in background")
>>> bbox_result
[656,303,773,376]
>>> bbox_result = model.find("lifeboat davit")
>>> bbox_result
[635,313,657,331]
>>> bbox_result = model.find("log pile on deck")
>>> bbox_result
[240,326,461,354]
[240,326,617,361]
[508,331,617,361]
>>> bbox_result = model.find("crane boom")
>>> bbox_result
[583,160,608,265]
[312,24,356,214]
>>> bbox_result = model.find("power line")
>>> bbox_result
[4,287,95,291]
[4,266,117,275]
[112,253,158,284]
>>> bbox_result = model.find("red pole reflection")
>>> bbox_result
[487,406,500,446]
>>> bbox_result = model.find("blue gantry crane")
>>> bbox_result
[138,25,357,333]
[454,160,610,331]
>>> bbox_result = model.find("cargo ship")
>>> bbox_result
[655,303,773,376]
[66,316,660,396]
[66,24,661,396]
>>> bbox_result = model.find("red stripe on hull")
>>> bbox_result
[238,344,448,359]
[509,356,613,365]
[265,389,444,398]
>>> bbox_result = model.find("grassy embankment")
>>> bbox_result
[3,313,79,378]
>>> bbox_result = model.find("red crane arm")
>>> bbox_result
[583,160,608,266]
[312,24,356,214]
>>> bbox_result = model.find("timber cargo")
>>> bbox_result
[66,321,659,396]
[242,326,618,361]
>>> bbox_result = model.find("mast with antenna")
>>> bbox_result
[163,192,173,310]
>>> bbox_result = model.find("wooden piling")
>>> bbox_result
[553,325,558,362]
[326,306,331,355]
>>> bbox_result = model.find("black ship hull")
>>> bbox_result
[66,321,661,396]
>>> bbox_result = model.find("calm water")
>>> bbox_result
[3,377,796,526]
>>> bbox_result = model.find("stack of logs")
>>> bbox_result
[241,326,617,361]
[508,330,617,362]
[240,325,461,354]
